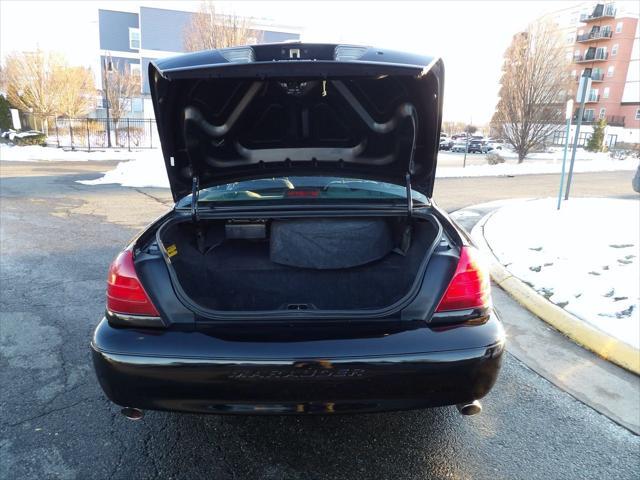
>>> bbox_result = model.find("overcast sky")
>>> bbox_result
[1,1,639,123]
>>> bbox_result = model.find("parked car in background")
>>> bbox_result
[468,139,484,153]
[439,138,453,150]
[482,138,507,153]
[91,43,504,420]
[451,140,468,152]
[451,138,483,154]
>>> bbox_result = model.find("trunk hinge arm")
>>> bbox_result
[191,176,200,223]
[191,176,206,253]
[405,172,413,218]
[405,107,417,219]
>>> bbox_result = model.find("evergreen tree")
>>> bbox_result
[0,94,12,131]
[585,119,607,152]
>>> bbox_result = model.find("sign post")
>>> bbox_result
[565,69,592,201]
[557,99,574,210]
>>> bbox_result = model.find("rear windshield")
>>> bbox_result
[176,177,428,207]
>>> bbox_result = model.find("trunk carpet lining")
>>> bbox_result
[165,220,436,311]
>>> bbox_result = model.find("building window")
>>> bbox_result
[131,98,143,113]
[603,87,610,99]
[636,108,640,120]
[584,109,595,121]
[599,108,606,119]
[607,65,614,77]
[611,44,618,56]
[615,22,623,33]
[129,27,140,50]
[129,63,141,79]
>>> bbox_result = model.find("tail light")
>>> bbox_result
[436,246,491,312]
[107,249,160,317]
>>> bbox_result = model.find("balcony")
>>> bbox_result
[574,52,609,63]
[575,72,605,82]
[576,30,613,42]
[573,114,625,127]
[580,5,616,23]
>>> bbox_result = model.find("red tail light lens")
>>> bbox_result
[106,249,160,316]
[436,246,490,312]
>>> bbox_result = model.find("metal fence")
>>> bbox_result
[19,113,158,150]
[550,130,618,149]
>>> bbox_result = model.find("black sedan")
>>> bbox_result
[91,43,505,419]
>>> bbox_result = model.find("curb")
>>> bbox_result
[471,210,640,376]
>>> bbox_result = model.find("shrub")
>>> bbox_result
[486,152,505,165]
[12,131,46,146]
[610,142,640,160]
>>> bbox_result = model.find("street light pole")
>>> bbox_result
[565,69,592,201]
[557,99,574,210]
[103,56,113,148]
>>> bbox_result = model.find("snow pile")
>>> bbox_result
[0,143,156,162]
[78,150,169,188]
[75,152,638,189]
[435,156,637,178]
[484,198,640,348]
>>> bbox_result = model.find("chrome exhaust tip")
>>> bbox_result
[121,407,144,421]
[456,400,482,416]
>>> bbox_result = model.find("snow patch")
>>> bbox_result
[484,198,640,349]
[78,150,169,188]
[435,156,637,178]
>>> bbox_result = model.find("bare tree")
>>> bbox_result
[183,1,260,52]
[442,120,466,135]
[103,59,140,124]
[5,50,67,131]
[0,65,7,95]
[58,66,95,117]
[492,21,571,162]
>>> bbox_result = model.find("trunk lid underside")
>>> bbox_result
[149,44,444,201]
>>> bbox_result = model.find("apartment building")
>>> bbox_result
[542,2,639,146]
[572,4,639,140]
[96,6,301,119]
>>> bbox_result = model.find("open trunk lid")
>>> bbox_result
[149,43,444,201]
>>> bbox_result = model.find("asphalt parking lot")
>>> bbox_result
[1,162,639,479]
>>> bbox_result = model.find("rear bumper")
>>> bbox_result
[91,316,505,415]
